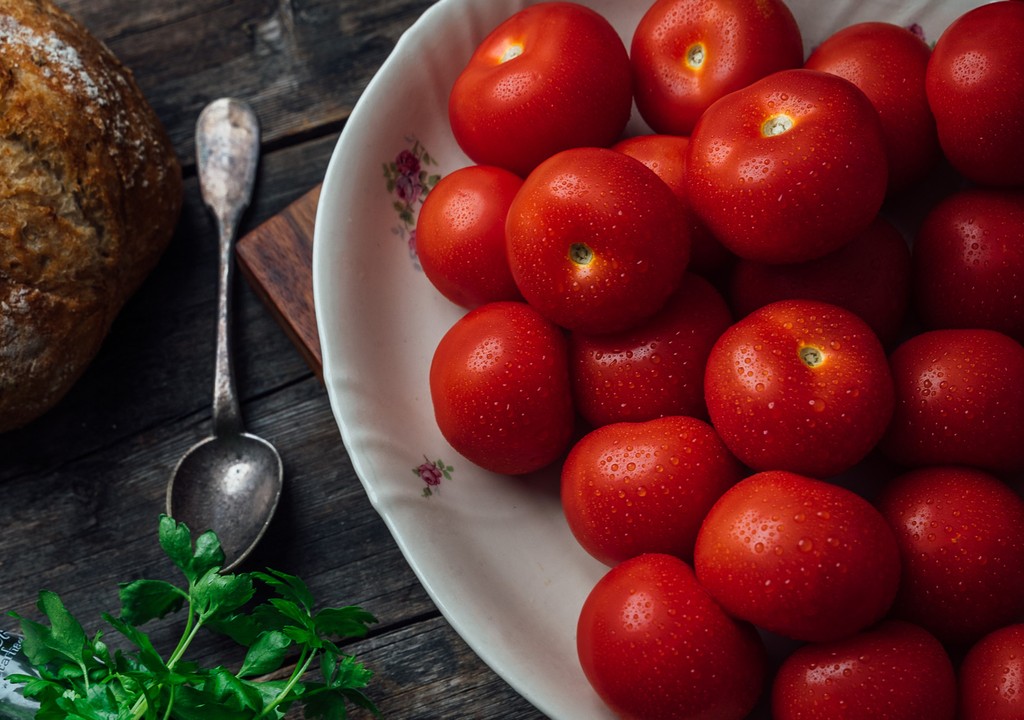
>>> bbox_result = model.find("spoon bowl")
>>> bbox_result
[168,433,282,566]
[166,97,281,571]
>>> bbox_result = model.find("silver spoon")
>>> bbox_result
[166,98,282,572]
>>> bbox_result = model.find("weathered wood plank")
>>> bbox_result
[348,615,545,719]
[56,0,440,169]
[237,184,323,377]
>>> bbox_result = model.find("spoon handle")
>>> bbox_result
[211,209,244,437]
[195,99,262,438]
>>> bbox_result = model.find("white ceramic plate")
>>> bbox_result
[312,1,979,716]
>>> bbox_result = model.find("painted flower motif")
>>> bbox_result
[395,149,421,176]
[395,172,423,206]
[414,456,454,497]
[419,462,443,487]
[383,137,441,268]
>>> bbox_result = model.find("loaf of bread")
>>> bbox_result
[0,0,183,432]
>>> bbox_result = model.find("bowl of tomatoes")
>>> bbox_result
[313,0,1024,717]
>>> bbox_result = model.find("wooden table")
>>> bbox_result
[0,1,545,717]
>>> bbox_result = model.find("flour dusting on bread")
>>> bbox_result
[0,15,101,100]
[0,0,182,432]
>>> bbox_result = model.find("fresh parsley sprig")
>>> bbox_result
[8,515,379,719]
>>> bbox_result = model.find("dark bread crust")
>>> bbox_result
[0,0,182,431]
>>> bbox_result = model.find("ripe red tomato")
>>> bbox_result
[912,189,1024,343]
[630,0,803,136]
[448,2,632,177]
[561,415,745,565]
[729,216,911,346]
[880,329,1024,472]
[428,301,573,475]
[805,22,938,195]
[506,147,690,335]
[685,68,889,264]
[611,134,733,276]
[959,624,1024,720]
[704,299,894,478]
[694,470,901,643]
[925,1,1024,187]
[415,165,523,309]
[877,466,1024,648]
[577,553,766,720]
[570,273,732,427]
[772,620,957,720]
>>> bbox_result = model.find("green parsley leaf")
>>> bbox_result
[237,630,292,678]
[102,614,168,677]
[118,579,186,626]
[10,516,377,719]
[191,570,254,622]
[158,515,225,583]
[314,607,376,640]
[250,570,314,613]
[158,514,196,575]
[13,591,88,670]
[190,530,227,579]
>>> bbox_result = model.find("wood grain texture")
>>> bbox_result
[58,0,436,170]
[0,1,547,717]
[237,184,323,377]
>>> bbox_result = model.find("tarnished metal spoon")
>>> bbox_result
[166,98,282,572]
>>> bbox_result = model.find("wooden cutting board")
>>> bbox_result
[237,184,324,379]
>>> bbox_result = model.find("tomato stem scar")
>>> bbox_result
[799,345,825,368]
[569,242,594,266]
[762,113,795,137]
[685,43,706,70]
[499,42,524,63]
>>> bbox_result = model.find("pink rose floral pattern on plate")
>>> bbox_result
[383,137,441,268]
[414,456,454,497]
[386,140,450,498]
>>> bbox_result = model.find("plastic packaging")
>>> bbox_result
[0,631,38,720]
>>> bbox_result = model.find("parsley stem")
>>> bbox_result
[129,692,149,720]
[161,685,176,720]
[77,659,91,692]
[256,648,316,718]
[127,600,197,720]
[167,603,202,670]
